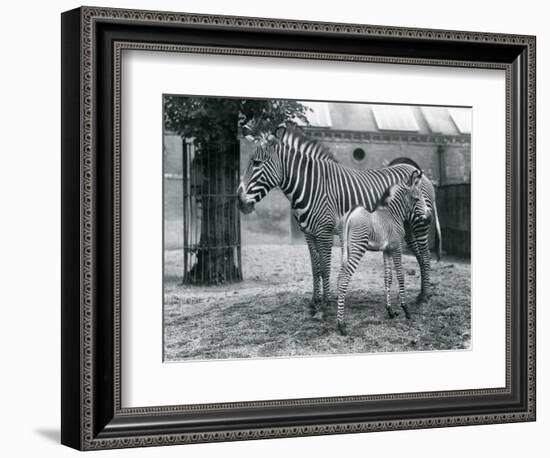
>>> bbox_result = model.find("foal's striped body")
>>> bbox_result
[336,170,429,334]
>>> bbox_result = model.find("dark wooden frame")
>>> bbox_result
[61,6,536,450]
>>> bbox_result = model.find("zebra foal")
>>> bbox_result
[336,169,429,335]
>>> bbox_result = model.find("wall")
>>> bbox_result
[0,1,546,458]
[442,147,471,184]
[164,134,184,249]
[326,139,442,181]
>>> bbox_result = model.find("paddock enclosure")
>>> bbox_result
[164,246,470,361]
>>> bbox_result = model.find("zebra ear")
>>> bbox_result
[266,133,279,145]
[243,119,264,142]
[274,124,286,139]
[407,170,417,187]
[408,169,423,187]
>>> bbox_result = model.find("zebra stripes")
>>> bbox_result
[336,170,429,334]
[237,127,423,317]
[390,160,442,302]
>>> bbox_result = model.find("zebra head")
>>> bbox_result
[237,127,283,214]
[406,169,429,222]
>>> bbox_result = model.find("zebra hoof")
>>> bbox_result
[416,293,431,304]
[387,309,399,319]
[313,310,326,321]
[337,322,348,336]
[402,308,412,320]
[309,300,320,316]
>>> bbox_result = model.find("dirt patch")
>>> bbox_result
[164,245,471,361]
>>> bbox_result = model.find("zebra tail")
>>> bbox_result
[433,200,442,261]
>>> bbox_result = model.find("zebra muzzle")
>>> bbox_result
[236,188,256,214]
[237,199,255,214]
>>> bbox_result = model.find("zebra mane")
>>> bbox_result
[374,183,399,211]
[388,156,421,170]
[278,127,338,163]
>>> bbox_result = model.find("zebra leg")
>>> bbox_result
[415,235,433,304]
[336,242,366,335]
[317,232,334,319]
[405,228,427,303]
[305,234,322,315]
[406,226,432,304]
[392,248,411,319]
[336,267,352,335]
[383,252,398,319]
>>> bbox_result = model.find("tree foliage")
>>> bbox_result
[164,96,310,144]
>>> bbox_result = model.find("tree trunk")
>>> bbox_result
[184,140,242,285]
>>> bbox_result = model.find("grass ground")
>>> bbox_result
[164,245,471,361]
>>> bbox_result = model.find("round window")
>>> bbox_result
[352,148,366,162]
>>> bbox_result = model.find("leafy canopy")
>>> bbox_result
[164,96,310,144]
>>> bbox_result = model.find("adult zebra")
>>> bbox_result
[237,127,439,314]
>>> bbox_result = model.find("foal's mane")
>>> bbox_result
[374,182,401,211]
[372,166,418,211]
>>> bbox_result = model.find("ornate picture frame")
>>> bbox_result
[61,6,536,450]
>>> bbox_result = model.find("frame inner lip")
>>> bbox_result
[111,40,512,412]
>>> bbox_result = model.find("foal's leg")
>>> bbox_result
[392,248,411,319]
[405,228,425,301]
[336,242,367,335]
[383,251,398,318]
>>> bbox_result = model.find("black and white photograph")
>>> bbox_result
[163,96,472,361]
[0,0,543,454]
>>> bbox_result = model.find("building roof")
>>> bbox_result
[299,102,471,136]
